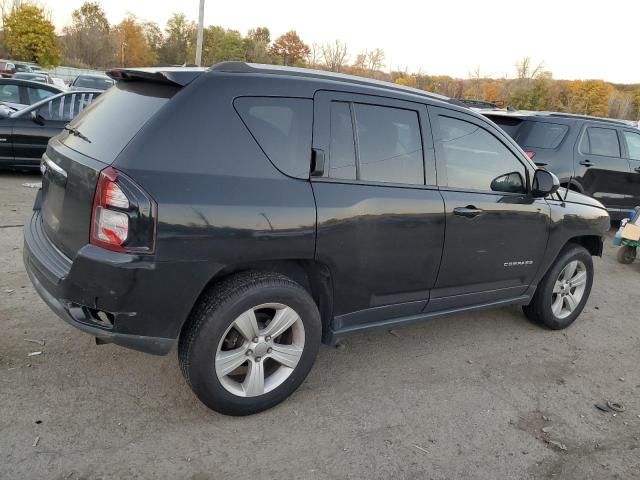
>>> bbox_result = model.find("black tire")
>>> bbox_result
[179,271,321,416]
[523,244,594,330]
[616,245,636,264]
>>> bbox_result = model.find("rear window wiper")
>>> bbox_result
[64,124,91,143]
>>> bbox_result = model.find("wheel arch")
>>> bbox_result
[180,259,335,344]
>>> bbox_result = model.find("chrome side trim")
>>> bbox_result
[43,155,67,178]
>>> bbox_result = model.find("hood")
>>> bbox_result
[558,188,607,210]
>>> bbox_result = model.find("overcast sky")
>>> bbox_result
[44,0,639,84]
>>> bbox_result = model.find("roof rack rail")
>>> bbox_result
[209,62,452,103]
[545,112,628,125]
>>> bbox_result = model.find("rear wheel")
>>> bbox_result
[616,245,636,264]
[179,271,321,416]
[523,245,593,330]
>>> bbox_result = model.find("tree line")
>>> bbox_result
[0,1,639,120]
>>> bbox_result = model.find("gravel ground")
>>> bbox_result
[1,171,639,480]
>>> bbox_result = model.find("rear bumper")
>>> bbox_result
[25,263,174,355]
[23,208,189,355]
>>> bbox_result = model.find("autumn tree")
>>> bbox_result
[270,30,310,66]
[158,13,195,65]
[244,26,273,64]
[321,40,348,72]
[62,2,114,68]
[566,80,611,117]
[3,4,60,66]
[116,15,156,67]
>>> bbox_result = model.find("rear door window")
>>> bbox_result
[329,101,357,180]
[235,97,313,179]
[353,103,424,185]
[623,130,640,160]
[580,127,621,157]
[28,87,56,103]
[0,84,20,103]
[37,92,98,122]
[519,121,568,149]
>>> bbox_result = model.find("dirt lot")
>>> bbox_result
[1,171,639,480]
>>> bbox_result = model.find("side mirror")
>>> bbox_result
[531,169,560,197]
[0,108,10,119]
[30,110,45,126]
[490,171,525,194]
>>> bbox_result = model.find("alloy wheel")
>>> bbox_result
[215,303,305,397]
[551,260,587,319]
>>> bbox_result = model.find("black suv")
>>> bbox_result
[24,63,609,415]
[482,111,640,220]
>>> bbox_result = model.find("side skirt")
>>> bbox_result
[325,292,534,346]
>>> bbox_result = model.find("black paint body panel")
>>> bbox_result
[23,67,610,354]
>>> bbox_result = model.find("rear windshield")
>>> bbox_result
[484,115,523,138]
[517,121,568,149]
[74,76,114,90]
[63,81,177,162]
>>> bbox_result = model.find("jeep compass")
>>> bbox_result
[24,63,610,415]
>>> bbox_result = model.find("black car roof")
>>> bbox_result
[483,110,629,127]
[0,78,63,91]
[108,62,474,114]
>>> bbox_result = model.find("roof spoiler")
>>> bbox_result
[106,67,207,86]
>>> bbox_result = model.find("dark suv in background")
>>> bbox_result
[483,111,640,220]
[24,63,609,415]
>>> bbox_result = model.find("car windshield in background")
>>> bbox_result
[73,76,114,90]
[14,73,47,83]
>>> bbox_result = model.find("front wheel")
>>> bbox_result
[523,245,593,330]
[617,245,636,264]
[179,271,321,416]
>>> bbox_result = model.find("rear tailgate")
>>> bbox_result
[39,74,193,258]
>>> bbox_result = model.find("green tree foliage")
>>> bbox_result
[158,13,195,65]
[3,4,60,66]
[197,26,246,65]
[62,1,114,68]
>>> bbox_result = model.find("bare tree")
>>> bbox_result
[321,40,348,72]
[515,57,545,81]
[309,42,322,67]
[366,48,385,71]
[468,65,483,99]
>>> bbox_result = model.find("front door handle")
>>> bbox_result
[579,160,594,167]
[634,166,640,173]
[453,206,484,218]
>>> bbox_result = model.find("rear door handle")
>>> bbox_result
[453,206,483,218]
[634,166,640,173]
[579,160,594,167]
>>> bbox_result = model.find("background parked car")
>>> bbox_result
[0,90,101,169]
[0,78,65,109]
[69,74,114,91]
[13,62,34,73]
[13,72,55,85]
[482,111,640,220]
[0,60,16,78]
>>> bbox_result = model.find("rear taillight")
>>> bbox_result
[524,150,536,159]
[90,166,156,254]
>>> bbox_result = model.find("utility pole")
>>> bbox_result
[195,0,205,66]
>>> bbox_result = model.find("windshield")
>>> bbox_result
[62,81,177,162]
[73,76,114,90]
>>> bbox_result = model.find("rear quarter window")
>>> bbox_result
[518,121,568,149]
[234,97,313,179]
